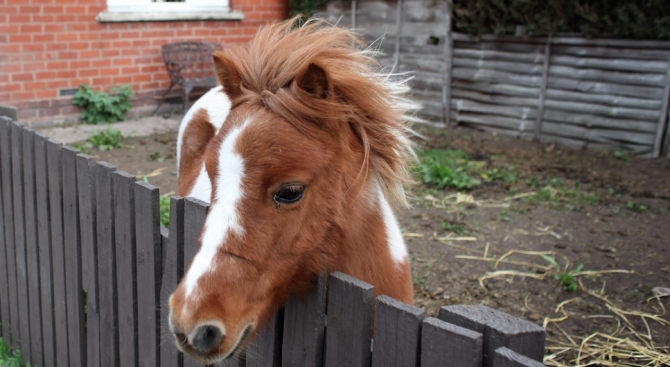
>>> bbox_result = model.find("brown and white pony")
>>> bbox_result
[169,18,417,364]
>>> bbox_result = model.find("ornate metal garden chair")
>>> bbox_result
[153,41,223,116]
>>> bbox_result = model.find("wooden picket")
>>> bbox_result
[0,119,548,367]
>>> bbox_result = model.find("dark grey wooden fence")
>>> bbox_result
[322,0,670,158]
[0,117,547,367]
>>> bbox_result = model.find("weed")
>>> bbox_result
[498,210,512,222]
[440,221,464,234]
[613,150,632,162]
[481,166,518,183]
[160,195,170,227]
[626,202,648,212]
[542,255,584,292]
[77,125,126,152]
[149,151,165,162]
[72,83,134,125]
[413,149,481,190]
[607,187,621,199]
[524,177,539,188]
[0,338,32,367]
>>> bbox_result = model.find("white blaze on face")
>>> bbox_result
[378,187,408,264]
[184,119,250,301]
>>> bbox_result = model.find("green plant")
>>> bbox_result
[626,202,648,212]
[413,149,482,190]
[289,0,327,17]
[77,125,126,152]
[614,150,632,162]
[542,255,584,292]
[160,195,170,227]
[0,338,32,367]
[72,84,134,125]
[440,222,464,234]
[149,151,165,162]
[481,166,518,183]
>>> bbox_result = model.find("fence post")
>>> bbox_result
[62,146,86,367]
[34,132,56,367]
[114,171,138,367]
[534,36,552,140]
[392,0,403,73]
[420,317,483,367]
[324,272,375,367]
[0,117,14,347]
[246,308,284,367]
[442,6,453,126]
[654,55,670,157]
[11,122,32,360]
[351,0,356,29]
[282,270,327,367]
[160,196,185,367]
[135,181,162,367]
[372,295,425,367]
[491,347,546,367]
[439,305,546,367]
[97,162,119,367]
[23,126,44,367]
[46,138,69,367]
[77,153,100,367]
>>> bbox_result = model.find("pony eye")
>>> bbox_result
[274,185,305,205]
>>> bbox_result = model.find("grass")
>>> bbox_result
[160,195,170,227]
[542,255,584,292]
[0,338,32,367]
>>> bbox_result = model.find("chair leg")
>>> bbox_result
[183,86,193,113]
[153,83,174,116]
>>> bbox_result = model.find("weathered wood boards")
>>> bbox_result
[420,317,483,367]
[372,295,425,367]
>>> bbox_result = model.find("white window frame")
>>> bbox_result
[107,0,229,13]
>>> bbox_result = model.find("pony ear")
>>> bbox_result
[212,52,242,100]
[296,63,330,99]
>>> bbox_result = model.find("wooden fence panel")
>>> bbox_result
[182,197,211,367]
[246,308,284,367]
[134,181,162,367]
[34,132,56,367]
[11,122,31,359]
[160,196,185,367]
[96,162,119,367]
[115,171,139,367]
[492,347,546,367]
[0,118,15,347]
[282,270,327,367]
[324,272,374,367]
[371,295,425,367]
[23,126,44,367]
[77,153,100,367]
[439,305,546,367]
[46,138,69,367]
[420,317,483,367]
[62,146,86,367]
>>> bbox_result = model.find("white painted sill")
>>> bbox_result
[97,10,244,22]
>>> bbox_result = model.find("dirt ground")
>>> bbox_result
[76,123,670,366]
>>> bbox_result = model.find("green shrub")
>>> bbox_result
[74,124,126,153]
[72,84,134,125]
[451,0,670,40]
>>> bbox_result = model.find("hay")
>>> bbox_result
[422,191,536,212]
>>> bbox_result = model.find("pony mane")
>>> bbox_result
[220,17,418,208]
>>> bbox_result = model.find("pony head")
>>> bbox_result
[168,17,416,364]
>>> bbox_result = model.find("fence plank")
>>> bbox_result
[246,308,284,367]
[535,40,551,140]
[653,57,670,157]
[492,347,546,367]
[0,118,15,347]
[134,181,162,367]
[324,271,374,367]
[0,125,8,341]
[97,162,119,367]
[442,9,453,125]
[420,317,483,367]
[77,153,101,367]
[371,295,425,367]
[160,196,185,367]
[62,146,86,367]
[23,126,44,367]
[115,171,139,367]
[34,132,56,367]
[282,270,327,367]
[11,122,31,359]
[439,305,546,367]
[46,138,70,367]
[182,196,210,367]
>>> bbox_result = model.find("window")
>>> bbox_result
[99,0,244,22]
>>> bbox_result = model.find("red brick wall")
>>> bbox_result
[0,0,290,127]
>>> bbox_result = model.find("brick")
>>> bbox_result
[34,34,55,42]
[48,80,69,88]
[79,33,100,41]
[43,5,64,13]
[79,50,100,59]
[0,6,18,14]
[92,59,111,67]
[46,43,68,51]
[112,40,131,48]
[56,33,78,41]
[69,78,92,87]
[36,90,58,99]
[113,76,132,84]
[24,82,46,90]
[47,61,68,69]
[58,51,78,59]
[12,92,35,100]
[33,14,54,22]
[36,71,57,79]
[79,69,99,77]
[122,48,140,56]
[91,77,111,85]
[9,14,30,23]
[121,31,140,38]
[12,73,33,82]
[132,40,150,48]
[65,5,86,13]
[45,24,65,32]
[21,24,42,32]
[113,58,132,66]
[88,5,106,13]
[133,74,151,83]
[66,23,88,32]
[141,65,159,73]
[101,49,120,57]
[0,44,20,53]
[100,68,119,76]
[57,70,77,78]
[24,62,46,71]
[101,32,120,40]
[23,44,45,52]
[0,84,21,92]
[121,66,139,74]
[55,14,77,22]
[2,64,21,73]
[194,29,211,36]
[18,109,38,119]
[10,34,31,42]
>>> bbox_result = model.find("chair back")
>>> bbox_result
[161,42,223,84]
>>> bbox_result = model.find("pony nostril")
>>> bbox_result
[191,325,224,353]
[175,332,187,346]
